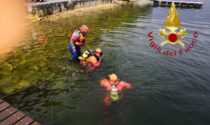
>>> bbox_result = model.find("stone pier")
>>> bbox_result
[26,0,113,17]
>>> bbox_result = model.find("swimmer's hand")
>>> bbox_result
[73,46,76,52]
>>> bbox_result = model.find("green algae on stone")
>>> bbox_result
[30,65,41,72]
[0,62,14,71]
[17,80,30,89]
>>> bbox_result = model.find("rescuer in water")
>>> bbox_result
[69,25,89,61]
[100,74,132,105]
[79,48,103,72]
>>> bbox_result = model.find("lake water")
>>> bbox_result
[1,1,210,125]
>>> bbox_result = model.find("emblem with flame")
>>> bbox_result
[159,1,187,46]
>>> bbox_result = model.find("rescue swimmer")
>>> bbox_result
[69,25,89,61]
[79,48,103,72]
[100,74,132,105]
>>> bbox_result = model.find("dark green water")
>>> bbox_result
[1,1,210,125]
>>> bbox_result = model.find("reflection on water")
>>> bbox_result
[1,1,210,125]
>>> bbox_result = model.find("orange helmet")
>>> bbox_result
[80,25,89,33]
[109,74,118,82]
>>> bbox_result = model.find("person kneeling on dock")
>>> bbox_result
[69,25,89,61]
[100,74,132,105]
[79,48,103,72]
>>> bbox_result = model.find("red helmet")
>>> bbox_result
[80,25,89,33]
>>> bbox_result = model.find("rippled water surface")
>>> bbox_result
[1,1,210,125]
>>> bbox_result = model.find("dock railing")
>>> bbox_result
[153,0,203,8]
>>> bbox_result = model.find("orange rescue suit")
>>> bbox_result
[100,79,132,105]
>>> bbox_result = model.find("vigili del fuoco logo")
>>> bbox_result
[148,1,198,57]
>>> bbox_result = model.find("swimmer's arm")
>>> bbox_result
[100,79,108,87]
[121,81,133,89]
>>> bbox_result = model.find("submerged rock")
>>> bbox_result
[0,62,14,71]
[18,60,27,66]
[39,61,47,67]
[2,79,31,93]
[2,86,15,94]
[17,80,30,89]
[30,65,40,72]
[0,71,12,76]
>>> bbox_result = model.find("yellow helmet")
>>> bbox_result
[109,74,118,81]
[79,49,92,60]
[95,48,102,54]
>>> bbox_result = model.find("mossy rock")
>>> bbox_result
[2,86,16,94]
[16,80,30,89]
[54,77,66,84]
[46,73,58,81]
[29,65,40,72]
[0,77,12,87]
[17,60,27,66]
[0,77,23,93]
[39,61,47,67]
[0,71,12,76]
[1,80,30,93]
[0,62,14,71]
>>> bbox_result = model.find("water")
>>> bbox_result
[1,1,210,125]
